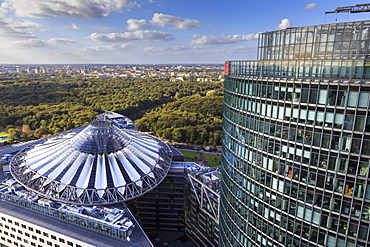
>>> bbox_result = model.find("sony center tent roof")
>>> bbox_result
[10,120,172,205]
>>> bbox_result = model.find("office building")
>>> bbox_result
[220,20,370,247]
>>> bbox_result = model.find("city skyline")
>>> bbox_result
[1,0,370,64]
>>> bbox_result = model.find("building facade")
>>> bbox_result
[129,162,208,237]
[220,21,370,247]
[185,167,220,247]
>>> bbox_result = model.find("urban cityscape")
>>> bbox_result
[0,64,223,80]
[1,1,370,247]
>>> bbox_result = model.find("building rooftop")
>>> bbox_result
[10,119,173,205]
[0,174,153,247]
[98,111,136,130]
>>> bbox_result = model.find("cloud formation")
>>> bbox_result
[276,19,292,30]
[79,43,134,52]
[304,3,320,10]
[191,33,258,46]
[127,19,154,31]
[145,46,191,53]
[86,30,174,42]
[12,38,76,48]
[229,46,254,52]
[2,0,132,18]
[151,13,202,29]
[48,50,73,56]
[93,26,114,31]
[0,8,7,17]
[0,18,46,38]
[63,23,80,29]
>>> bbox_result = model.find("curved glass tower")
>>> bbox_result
[220,20,370,247]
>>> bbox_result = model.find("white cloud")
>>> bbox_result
[151,13,202,29]
[93,26,114,31]
[86,30,174,42]
[48,50,73,56]
[63,23,80,29]
[78,43,134,52]
[2,0,132,18]
[276,19,292,30]
[145,46,191,53]
[12,38,76,48]
[127,19,154,30]
[0,8,7,17]
[0,17,46,38]
[191,33,258,46]
[229,46,253,52]
[304,3,320,10]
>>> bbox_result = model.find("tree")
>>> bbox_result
[7,128,19,140]
[6,125,15,133]
[21,124,32,137]
[66,121,75,130]
[14,119,23,126]
[34,127,48,139]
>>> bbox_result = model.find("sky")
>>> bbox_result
[1,0,370,64]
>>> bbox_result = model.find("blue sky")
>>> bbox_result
[0,0,370,64]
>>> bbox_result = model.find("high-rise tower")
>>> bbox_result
[220,20,370,247]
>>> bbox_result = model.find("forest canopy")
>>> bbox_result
[0,73,223,145]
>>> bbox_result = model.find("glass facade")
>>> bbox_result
[220,20,370,247]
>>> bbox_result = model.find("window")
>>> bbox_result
[21,224,26,229]
[43,232,49,237]
[18,230,23,234]
[47,241,53,246]
[39,238,45,243]
[36,229,41,234]
[67,241,73,246]
[31,242,36,246]
[51,235,56,240]
[59,238,65,243]
[7,219,12,224]
[28,227,34,231]
[25,233,30,237]
[15,222,19,226]
[32,235,37,240]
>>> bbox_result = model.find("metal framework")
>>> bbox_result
[10,120,173,205]
[188,167,220,224]
[326,4,370,14]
